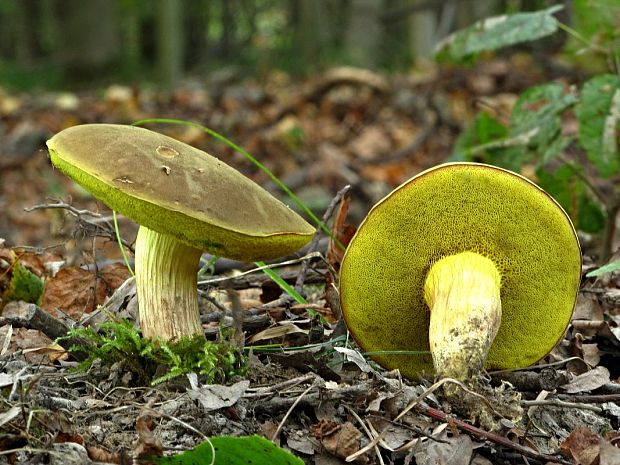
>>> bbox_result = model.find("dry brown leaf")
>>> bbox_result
[600,439,620,465]
[310,420,365,463]
[134,414,163,458]
[326,190,355,272]
[248,323,308,343]
[560,426,600,465]
[41,263,130,318]
[562,366,611,393]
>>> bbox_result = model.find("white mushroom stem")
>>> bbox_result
[424,251,502,380]
[135,226,203,340]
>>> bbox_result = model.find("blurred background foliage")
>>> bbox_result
[0,0,603,90]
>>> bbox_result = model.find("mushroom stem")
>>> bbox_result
[424,251,502,380]
[135,226,203,340]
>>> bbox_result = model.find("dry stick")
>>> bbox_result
[293,184,351,296]
[271,378,319,442]
[244,373,316,398]
[24,201,135,252]
[343,404,385,465]
[557,393,620,403]
[415,404,572,465]
[521,399,602,413]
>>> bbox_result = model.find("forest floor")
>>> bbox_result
[1,57,620,465]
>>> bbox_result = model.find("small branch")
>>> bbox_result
[24,200,135,253]
[521,399,602,413]
[415,404,572,465]
[293,185,351,295]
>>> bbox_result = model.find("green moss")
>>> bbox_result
[340,163,581,379]
[59,319,247,385]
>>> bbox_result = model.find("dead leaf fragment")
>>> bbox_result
[41,263,130,318]
[560,426,600,465]
[562,366,610,393]
[186,378,250,412]
[413,431,473,465]
[310,420,365,463]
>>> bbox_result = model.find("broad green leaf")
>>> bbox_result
[575,74,620,178]
[451,112,507,161]
[587,259,620,277]
[148,435,304,465]
[435,5,563,63]
[536,165,605,233]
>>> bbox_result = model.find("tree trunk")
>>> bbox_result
[156,0,184,89]
[344,0,382,68]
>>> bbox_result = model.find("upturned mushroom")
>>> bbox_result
[47,124,314,341]
[340,162,581,382]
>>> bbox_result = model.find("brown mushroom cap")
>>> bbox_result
[340,162,582,379]
[47,124,314,261]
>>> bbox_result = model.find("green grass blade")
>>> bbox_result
[255,260,306,304]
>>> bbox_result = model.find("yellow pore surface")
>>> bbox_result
[340,163,582,379]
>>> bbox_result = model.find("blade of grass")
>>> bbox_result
[255,260,306,304]
[113,210,135,277]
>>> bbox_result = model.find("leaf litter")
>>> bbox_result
[0,59,620,464]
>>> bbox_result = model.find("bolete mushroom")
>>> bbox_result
[47,124,314,341]
[340,162,581,382]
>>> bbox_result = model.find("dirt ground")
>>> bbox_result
[1,59,620,464]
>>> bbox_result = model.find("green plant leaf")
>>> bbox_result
[510,83,576,160]
[435,5,563,63]
[147,435,304,465]
[587,259,620,277]
[451,112,507,161]
[536,165,605,234]
[575,74,620,178]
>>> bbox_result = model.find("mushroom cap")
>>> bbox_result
[47,124,314,261]
[340,162,581,379]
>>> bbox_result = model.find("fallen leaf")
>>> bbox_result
[310,420,365,463]
[562,366,610,393]
[248,323,308,343]
[560,426,600,465]
[186,377,250,412]
[413,431,473,465]
[41,263,130,318]
[600,439,620,465]
[334,346,373,373]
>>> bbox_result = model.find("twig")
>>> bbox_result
[416,404,572,465]
[271,377,319,441]
[24,200,135,252]
[293,185,350,295]
[343,404,384,465]
[244,373,317,398]
[557,393,620,403]
[198,252,321,286]
[521,399,602,413]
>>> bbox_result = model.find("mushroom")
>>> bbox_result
[47,124,314,341]
[340,162,581,382]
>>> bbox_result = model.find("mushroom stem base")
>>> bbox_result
[424,251,502,380]
[135,226,203,340]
